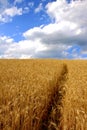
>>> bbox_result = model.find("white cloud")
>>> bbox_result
[4,7,22,17]
[0,0,30,23]
[46,0,87,25]
[0,0,87,58]
[0,36,13,43]
[35,3,43,13]
[0,35,47,58]
[0,6,23,23]
[0,36,14,58]
[45,0,87,51]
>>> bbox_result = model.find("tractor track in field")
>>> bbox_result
[39,64,68,130]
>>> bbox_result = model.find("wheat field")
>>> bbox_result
[0,59,87,130]
[63,60,87,130]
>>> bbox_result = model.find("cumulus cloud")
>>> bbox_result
[46,0,87,24]
[0,0,30,23]
[0,24,71,58]
[0,6,23,23]
[22,0,87,58]
[0,0,87,58]
[0,36,14,57]
[4,7,22,17]
[0,35,47,58]
[45,0,87,57]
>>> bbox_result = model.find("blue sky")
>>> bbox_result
[0,0,53,41]
[0,0,87,59]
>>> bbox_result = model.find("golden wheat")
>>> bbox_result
[0,59,64,130]
[0,59,87,130]
[63,60,87,130]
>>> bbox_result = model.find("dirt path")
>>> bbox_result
[39,64,68,130]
